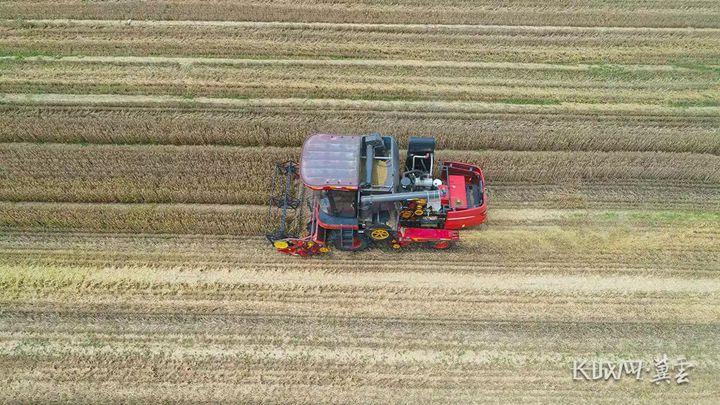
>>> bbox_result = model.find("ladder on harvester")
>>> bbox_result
[339,227,355,250]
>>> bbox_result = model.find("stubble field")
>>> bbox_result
[0,1,719,403]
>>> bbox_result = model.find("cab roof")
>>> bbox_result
[300,134,362,189]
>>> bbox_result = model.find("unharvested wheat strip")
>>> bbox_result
[4,208,718,235]
[3,93,718,117]
[490,182,720,210]
[0,202,266,235]
[2,0,719,28]
[3,103,718,154]
[0,142,297,204]
[2,20,718,64]
[2,143,719,205]
[10,340,709,371]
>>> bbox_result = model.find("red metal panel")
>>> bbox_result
[448,175,468,209]
[398,227,459,242]
[445,205,487,229]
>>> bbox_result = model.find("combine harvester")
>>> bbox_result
[267,133,487,256]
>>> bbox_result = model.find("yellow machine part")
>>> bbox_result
[370,228,391,240]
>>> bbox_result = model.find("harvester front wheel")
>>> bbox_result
[368,226,392,241]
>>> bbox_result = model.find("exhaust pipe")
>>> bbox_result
[365,143,375,186]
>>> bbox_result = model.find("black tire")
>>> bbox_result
[367,225,393,242]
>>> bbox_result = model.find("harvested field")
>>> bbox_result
[1,0,719,403]
[1,229,719,403]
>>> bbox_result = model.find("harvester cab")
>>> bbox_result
[266,133,487,256]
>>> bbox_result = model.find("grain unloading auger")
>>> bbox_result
[266,133,487,256]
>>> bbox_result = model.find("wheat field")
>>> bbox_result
[1,0,719,403]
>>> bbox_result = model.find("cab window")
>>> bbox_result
[319,190,356,218]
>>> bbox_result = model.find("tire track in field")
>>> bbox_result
[3,93,718,116]
[3,56,717,106]
[6,19,720,32]
[2,55,717,72]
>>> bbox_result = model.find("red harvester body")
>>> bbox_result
[267,134,487,256]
